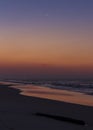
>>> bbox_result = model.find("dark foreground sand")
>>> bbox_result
[0,83,93,130]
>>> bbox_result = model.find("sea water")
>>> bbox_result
[3,79,93,106]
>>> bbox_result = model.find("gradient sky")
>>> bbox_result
[0,0,93,79]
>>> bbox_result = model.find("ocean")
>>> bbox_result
[2,79,93,106]
[6,79,93,95]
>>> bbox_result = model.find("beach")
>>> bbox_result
[0,83,93,130]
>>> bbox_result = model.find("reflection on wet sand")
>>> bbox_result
[11,84,93,107]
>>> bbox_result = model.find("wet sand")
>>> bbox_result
[11,84,93,107]
[0,83,93,130]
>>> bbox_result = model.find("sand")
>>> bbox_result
[0,83,93,130]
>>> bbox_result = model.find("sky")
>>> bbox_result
[0,0,93,80]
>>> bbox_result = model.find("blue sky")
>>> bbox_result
[0,0,93,27]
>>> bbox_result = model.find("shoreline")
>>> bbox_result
[0,83,93,129]
[9,83,93,107]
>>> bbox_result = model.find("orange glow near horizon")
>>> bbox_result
[0,26,93,76]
